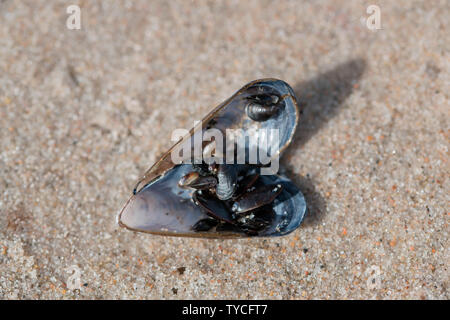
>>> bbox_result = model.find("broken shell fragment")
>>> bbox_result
[118,79,307,238]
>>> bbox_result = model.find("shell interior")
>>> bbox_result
[118,164,306,238]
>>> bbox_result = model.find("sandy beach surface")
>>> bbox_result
[0,0,448,299]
